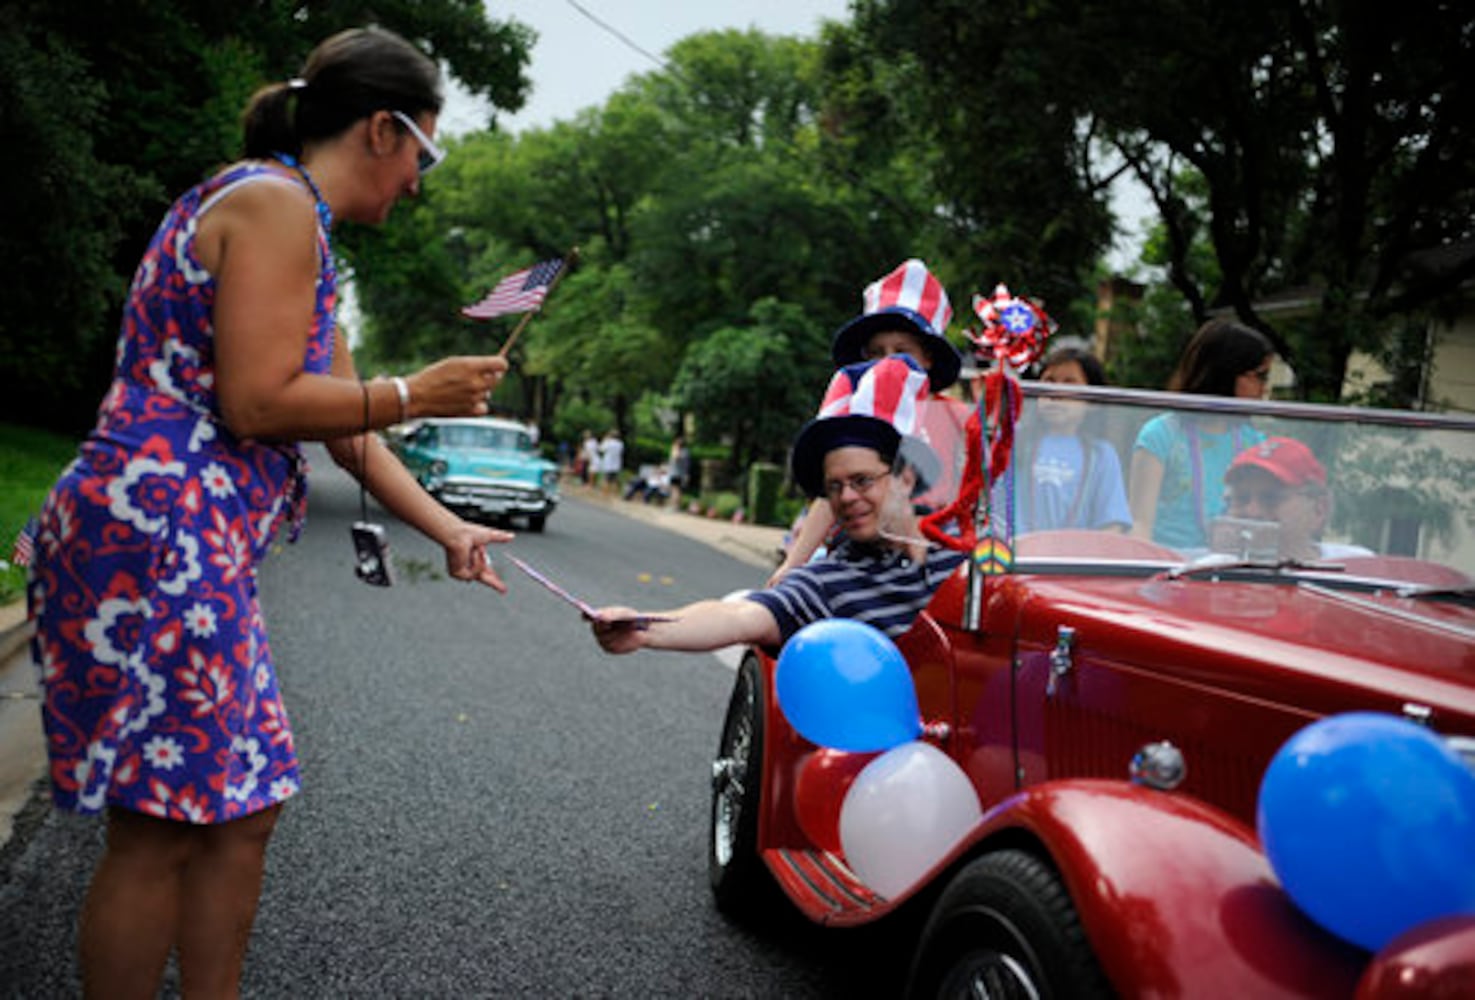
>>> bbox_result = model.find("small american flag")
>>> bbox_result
[462,258,564,320]
[10,516,38,568]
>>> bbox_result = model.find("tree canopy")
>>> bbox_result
[0,0,532,429]
[6,0,1471,449]
[843,0,1475,400]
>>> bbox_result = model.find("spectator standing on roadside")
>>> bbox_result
[598,428,625,496]
[667,435,692,510]
[24,27,514,999]
[769,259,963,585]
[579,429,599,485]
[1129,319,1273,552]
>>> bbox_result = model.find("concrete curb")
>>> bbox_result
[0,599,42,853]
[0,602,31,664]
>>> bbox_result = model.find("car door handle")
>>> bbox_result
[1045,625,1076,698]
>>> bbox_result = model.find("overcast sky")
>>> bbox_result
[442,0,851,135]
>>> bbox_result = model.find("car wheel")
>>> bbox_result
[906,849,1110,1000]
[708,654,773,915]
[527,514,547,532]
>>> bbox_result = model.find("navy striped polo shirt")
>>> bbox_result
[747,538,966,643]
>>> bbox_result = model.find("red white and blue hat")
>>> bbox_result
[790,355,941,498]
[831,259,962,392]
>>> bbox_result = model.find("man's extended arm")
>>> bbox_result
[591,598,781,654]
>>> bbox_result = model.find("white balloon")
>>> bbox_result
[840,741,983,898]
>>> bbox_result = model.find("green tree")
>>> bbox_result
[828,3,1115,326]
[669,298,831,473]
[848,0,1475,401]
[412,29,918,448]
[1,0,532,430]
[0,18,153,431]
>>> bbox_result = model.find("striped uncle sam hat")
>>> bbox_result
[831,259,963,392]
[790,355,942,498]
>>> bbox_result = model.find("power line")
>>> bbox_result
[564,0,670,72]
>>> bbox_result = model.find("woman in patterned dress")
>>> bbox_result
[27,27,513,997]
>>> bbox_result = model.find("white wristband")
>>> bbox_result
[391,376,410,422]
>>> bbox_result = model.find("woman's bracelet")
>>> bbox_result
[390,376,410,423]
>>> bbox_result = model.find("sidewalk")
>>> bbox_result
[0,487,789,851]
[562,478,788,571]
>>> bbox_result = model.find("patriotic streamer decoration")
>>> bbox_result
[921,283,1053,564]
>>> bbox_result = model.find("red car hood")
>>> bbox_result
[1017,572,1475,716]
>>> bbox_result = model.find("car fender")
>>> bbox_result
[1355,915,1475,998]
[951,779,1368,997]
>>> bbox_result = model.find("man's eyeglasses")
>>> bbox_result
[823,469,891,499]
[390,110,446,175]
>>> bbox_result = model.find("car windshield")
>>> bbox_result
[954,382,1475,589]
[439,424,531,452]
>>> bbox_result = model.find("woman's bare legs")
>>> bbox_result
[177,804,281,998]
[80,804,282,1000]
[80,809,192,999]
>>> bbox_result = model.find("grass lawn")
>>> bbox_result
[0,422,79,606]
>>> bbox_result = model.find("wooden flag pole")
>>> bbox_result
[497,246,580,359]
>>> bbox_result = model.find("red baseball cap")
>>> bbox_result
[1227,436,1327,488]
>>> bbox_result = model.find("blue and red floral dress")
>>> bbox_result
[28,162,335,822]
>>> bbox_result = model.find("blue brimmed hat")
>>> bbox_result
[831,259,962,392]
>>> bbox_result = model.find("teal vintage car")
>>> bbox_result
[388,417,559,531]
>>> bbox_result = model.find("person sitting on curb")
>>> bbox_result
[591,355,966,654]
[1221,436,1373,561]
[623,464,670,504]
[769,258,964,586]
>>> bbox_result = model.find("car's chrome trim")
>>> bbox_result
[1296,581,1475,639]
[1019,380,1475,431]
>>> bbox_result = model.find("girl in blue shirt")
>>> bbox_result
[1019,347,1132,533]
[1129,320,1274,551]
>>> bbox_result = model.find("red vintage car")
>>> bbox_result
[708,382,1475,997]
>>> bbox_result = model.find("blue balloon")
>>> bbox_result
[775,619,921,752]
[1257,712,1475,952]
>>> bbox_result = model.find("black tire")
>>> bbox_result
[708,654,774,915]
[906,849,1112,1000]
[526,513,547,532]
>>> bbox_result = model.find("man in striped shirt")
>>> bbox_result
[591,356,965,655]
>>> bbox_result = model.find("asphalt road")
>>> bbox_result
[0,449,918,998]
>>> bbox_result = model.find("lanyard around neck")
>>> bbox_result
[1185,418,1243,540]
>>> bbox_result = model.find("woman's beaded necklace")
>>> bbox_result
[271,152,333,247]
